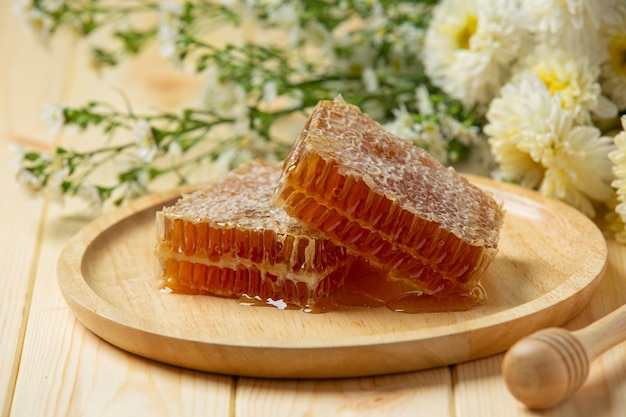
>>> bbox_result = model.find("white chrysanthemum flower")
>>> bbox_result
[486,71,615,217]
[133,119,158,163]
[600,11,626,110]
[158,0,184,60]
[608,116,626,242]
[423,0,527,108]
[42,103,66,134]
[519,0,610,62]
[538,124,616,216]
[519,44,617,124]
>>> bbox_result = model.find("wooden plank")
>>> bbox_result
[0,142,47,415]
[235,369,453,417]
[9,201,235,417]
[0,2,57,413]
[0,12,71,143]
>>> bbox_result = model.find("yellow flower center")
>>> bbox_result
[608,36,626,75]
[457,14,477,49]
[536,68,569,96]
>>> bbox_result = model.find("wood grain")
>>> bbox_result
[0,6,57,414]
[0,143,47,415]
[56,175,607,378]
[236,370,453,417]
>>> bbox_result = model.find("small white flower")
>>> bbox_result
[385,106,448,164]
[158,0,184,60]
[12,0,33,15]
[385,106,417,138]
[42,103,66,134]
[201,65,249,120]
[22,7,55,42]
[361,67,379,92]
[212,147,238,176]
[332,33,377,78]
[268,2,302,46]
[47,159,70,204]
[414,121,449,164]
[262,80,278,105]
[77,184,103,215]
[16,167,45,193]
[133,119,158,163]
[304,19,334,57]
[415,85,434,116]
[40,0,64,13]
[388,21,426,72]
[167,140,183,160]
[8,142,26,173]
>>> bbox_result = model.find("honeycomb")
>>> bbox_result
[155,160,352,311]
[272,97,504,296]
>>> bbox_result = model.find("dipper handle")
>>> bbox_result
[502,304,626,409]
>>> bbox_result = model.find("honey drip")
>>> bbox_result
[329,259,487,313]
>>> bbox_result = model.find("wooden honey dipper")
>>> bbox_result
[502,304,626,409]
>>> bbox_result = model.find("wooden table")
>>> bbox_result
[2,4,626,416]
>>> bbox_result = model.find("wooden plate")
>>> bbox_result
[57,175,607,378]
